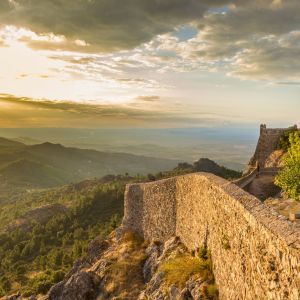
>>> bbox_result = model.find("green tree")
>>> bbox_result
[278,126,298,151]
[275,131,300,200]
[52,270,65,283]
[0,276,11,292]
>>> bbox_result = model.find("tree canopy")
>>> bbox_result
[275,131,300,201]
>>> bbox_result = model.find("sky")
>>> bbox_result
[0,0,299,128]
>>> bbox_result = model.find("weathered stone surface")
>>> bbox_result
[139,237,209,300]
[4,293,21,300]
[265,149,285,168]
[123,172,300,300]
[47,271,100,300]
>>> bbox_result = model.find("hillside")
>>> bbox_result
[0,161,241,298]
[0,137,178,204]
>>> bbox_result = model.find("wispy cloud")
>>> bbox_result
[135,96,160,102]
[0,94,231,127]
[276,82,300,86]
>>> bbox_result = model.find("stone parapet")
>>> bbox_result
[123,173,300,299]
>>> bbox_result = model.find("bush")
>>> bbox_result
[278,127,298,151]
[52,270,65,283]
[30,272,53,294]
[160,255,210,289]
[275,131,300,200]
[203,284,219,299]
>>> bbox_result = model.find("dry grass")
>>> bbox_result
[160,249,218,299]
[102,230,147,298]
[160,254,210,289]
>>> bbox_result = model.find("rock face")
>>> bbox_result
[43,232,217,300]
[44,236,109,300]
[265,198,300,223]
[264,149,285,168]
[123,172,300,299]
[139,236,216,300]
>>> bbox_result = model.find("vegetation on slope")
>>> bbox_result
[277,126,298,151]
[0,178,125,296]
[0,158,240,297]
[160,246,218,299]
[275,131,300,201]
[98,231,147,298]
[0,137,177,204]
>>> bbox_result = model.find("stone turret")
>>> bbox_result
[247,124,298,172]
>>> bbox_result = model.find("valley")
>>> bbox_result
[0,137,178,205]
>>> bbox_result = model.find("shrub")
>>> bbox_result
[28,272,53,294]
[275,131,300,201]
[160,255,210,289]
[147,174,156,181]
[203,283,219,299]
[278,127,298,151]
[52,270,65,283]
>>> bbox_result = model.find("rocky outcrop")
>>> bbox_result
[265,198,300,223]
[43,231,217,300]
[264,149,285,168]
[44,237,109,300]
[139,236,217,300]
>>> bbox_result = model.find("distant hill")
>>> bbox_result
[0,137,25,148]
[0,159,67,187]
[193,158,241,178]
[12,136,42,145]
[0,137,178,204]
[170,158,242,180]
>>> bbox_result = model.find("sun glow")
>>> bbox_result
[0,26,140,104]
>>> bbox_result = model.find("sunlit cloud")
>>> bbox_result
[0,94,232,128]
[0,0,299,127]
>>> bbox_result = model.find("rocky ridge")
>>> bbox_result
[40,229,218,300]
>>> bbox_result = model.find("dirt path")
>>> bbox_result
[245,173,280,200]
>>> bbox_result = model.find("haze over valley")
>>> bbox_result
[0,126,259,171]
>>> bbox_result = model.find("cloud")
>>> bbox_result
[0,94,230,127]
[195,1,300,80]
[135,96,160,102]
[276,81,300,86]
[1,0,299,84]
[229,32,300,80]
[0,94,148,117]
[145,0,300,81]
[0,0,230,52]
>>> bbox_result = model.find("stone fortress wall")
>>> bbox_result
[122,125,300,299]
[123,173,300,299]
[248,124,298,169]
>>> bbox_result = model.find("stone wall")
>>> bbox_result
[123,173,300,300]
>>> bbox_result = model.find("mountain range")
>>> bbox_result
[0,137,178,204]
